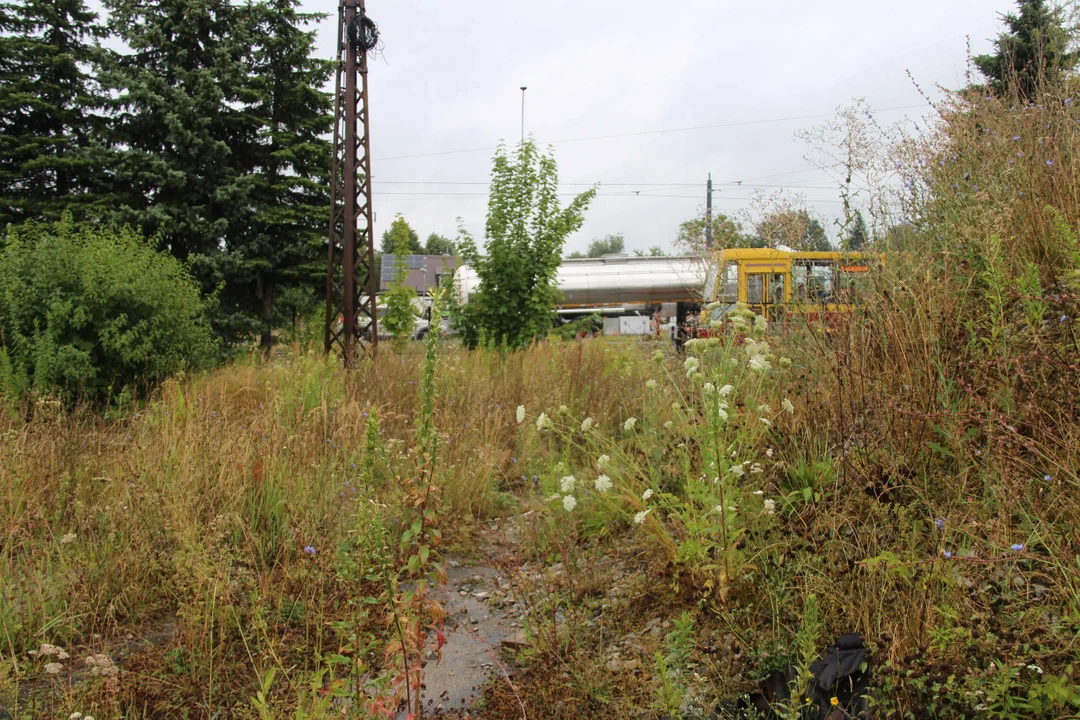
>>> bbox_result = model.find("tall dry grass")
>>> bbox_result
[0,338,654,715]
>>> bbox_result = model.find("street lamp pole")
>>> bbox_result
[520,86,527,144]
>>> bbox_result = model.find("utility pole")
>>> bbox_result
[520,86,527,144]
[325,0,379,367]
[705,173,713,248]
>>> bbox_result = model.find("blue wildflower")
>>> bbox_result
[1010,543,1024,552]
[935,517,945,530]
[1047,159,1054,166]
[1061,314,1068,323]
[304,545,316,555]
[942,550,952,559]
[1013,136,1021,141]
[1043,474,1052,482]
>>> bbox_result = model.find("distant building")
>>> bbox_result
[380,254,460,295]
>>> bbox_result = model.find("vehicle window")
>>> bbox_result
[747,274,764,304]
[769,273,785,304]
[792,264,809,301]
[721,262,738,301]
[810,263,836,303]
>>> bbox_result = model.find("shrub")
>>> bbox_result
[0,216,216,403]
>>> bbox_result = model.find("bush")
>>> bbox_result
[0,216,216,403]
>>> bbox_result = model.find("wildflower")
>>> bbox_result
[45,662,63,675]
[597,454,610,470]
[718,384,734,397]
[516,405,525,424]
[1011,543,1024,552]
[753,490,764,495]
[684,357,699,372]
[84,654,118,677]
[942,550,952,559]
[757,403,772,415]
[1013,135,1021,141]
[1027,663,1043,674]
[935,518,945,530]
[652,350,664,364]
[750,463,763,474]
[763,498,776,515]
[760,418,772,427]
[766,448,774,457]
[730,464,745,477]
[537,412,554,431]
[782,398,794,414]
[702,382,715,396]
[646,379,657,390]
[633,509,651,524]
[1062,314,1069,323]
[60,533,77,545]
[748,354,771,372]
[663,420,673,430]
[623,417,637,432]
[595,475,613,493]
[304,545,316,555]
[547,493,561,502]
[1047,159,1054,166]
[558,404,569,414]
[560,476,576,493]
[562,495,577,512]
[830,697,839,707]
[578,417,594,433]
[753,314,768,335]
[642,488,653,501]
[672,402,681,411]
[717,406,729,422]
[70,714,83,720]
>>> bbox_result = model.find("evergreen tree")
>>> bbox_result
[0,0,110,226]
[844,210,868,251]
[229,0,333,351]
[100,0,251,265]
[973,0,1079,98]
[423,232,455,255]
[381,216,421,254]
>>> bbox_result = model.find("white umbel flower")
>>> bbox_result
[646,378,657,389]
[782,398,794,414]
[748,354,771,372]
[45,662,63,675]
[61,533,76,545]
[596,454,610,470]
[718,384,734,397]
[536,412,553,431]
[516,405,525,424]
[634,509,651,524]
[560,476,576,493]
[623,417,637,432]
[763,498,776,515]
[642,488,653,500]
[581,417,594,432]
[562,495,577,511]
[594,475,613,493]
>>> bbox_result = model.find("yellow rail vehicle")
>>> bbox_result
[698,248,879,328]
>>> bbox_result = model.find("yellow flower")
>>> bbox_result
[830,696,839,706]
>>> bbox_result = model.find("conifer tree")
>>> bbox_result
[100,0,251,266]
[230,0,333,351]
[844,210,868,251]
[0,0,109,226]
[973,0,1079,98]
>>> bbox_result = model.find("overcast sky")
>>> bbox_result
[299,0,1007,255]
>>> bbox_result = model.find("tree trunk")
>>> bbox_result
[260,276,274,353]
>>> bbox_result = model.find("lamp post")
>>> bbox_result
[520,86,527,144]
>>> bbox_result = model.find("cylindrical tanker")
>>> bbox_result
[453,255,706,310]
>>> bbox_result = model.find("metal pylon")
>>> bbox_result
[325,0,378,366]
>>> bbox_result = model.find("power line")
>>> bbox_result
[370,191,846,203]
[372,104,927,163]
[370,179,838,190]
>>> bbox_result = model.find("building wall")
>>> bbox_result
[380,255,460,294]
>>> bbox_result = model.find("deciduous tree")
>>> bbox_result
[456,140,595,349]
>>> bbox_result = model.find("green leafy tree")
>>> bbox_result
[0,216,215,403]
[756,210,831,251]
[568,233,625,258]
[675,214,754,252]
[844,210,868,251]
[227,0,333,352]
[456,139,596,349]
[633,245,667,257]
[0,0,111,226]
[974,0,1079,99]
[423,232,455,255]
[381,224,418,340]
[381,215,422,254]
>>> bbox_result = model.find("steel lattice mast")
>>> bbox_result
[325,0,378,366]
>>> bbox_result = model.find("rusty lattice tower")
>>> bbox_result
[325,0,378,366]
